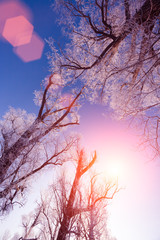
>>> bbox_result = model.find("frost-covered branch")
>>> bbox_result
[0,72,84,213]
[51,0,160,155]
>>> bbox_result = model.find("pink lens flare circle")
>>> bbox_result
[0,0,32,40]
[14,33,44,62]
[2,15,33,47]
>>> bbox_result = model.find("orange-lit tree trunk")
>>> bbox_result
[19,148,118,239]
[56,150,96,240]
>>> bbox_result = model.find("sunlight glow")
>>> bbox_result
[99,150,129,185]
[79,108,158,240]
[107,160,124,180]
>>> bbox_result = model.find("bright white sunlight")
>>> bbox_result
[104,155,126,182]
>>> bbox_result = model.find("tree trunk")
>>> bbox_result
[89,206,95,240]
[56,215,70,240]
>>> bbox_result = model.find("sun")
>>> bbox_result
[108,162,122,179]
[106,159,125,181]
[99,149,130,185]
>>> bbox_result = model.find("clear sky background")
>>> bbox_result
[0,0,160,240]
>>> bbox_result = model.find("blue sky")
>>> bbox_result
[1,1,160,240]
[0,0,60,116]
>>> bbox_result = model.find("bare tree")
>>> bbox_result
[79,174,116,240]
[0,73,84,213]
[3,0,158,218]
[19,148,118,240]
[56,150,97,240]
[50,0,160,155]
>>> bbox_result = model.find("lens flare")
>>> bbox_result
[13,32,44,62]
[2,15,33,47]
[0,0,32,40]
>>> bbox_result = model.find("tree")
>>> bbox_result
[51,0,160,155]
[0,73,84,213]
[2,0,159,218]
[19,148,118,240]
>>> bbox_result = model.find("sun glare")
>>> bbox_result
[100,150,129,185]
[107,161,123,179]
[79,107,157,240]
